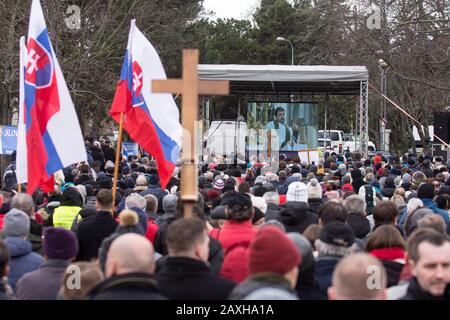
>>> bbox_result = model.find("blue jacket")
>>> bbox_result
[398,198,450,226]
[4,237,44,290]
[314,257,340,297]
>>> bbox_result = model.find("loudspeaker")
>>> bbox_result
[432,144,448,163]
[434,112,450,143]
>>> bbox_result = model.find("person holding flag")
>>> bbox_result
[16,0,87,195]
[109,20,182,190]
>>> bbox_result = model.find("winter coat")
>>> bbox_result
[15,259,70,300]
[156,257,235,300]
[369,247,406,287]
[265,203,281,222]
[4,237,44,290]
[76,210,118,261]
[421,198,450,224]
[308,198,324,215]
[98,224,144,273]
[314,256,341,297]
[89,272,167,300]
[351,169,365,194]
[211,220,258,252]
[102,146,116,163]
[228,273,298,300]
[401,277,450,300]
[297,267,326,300]
[279,202,319,234]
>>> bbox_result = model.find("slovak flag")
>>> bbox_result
[16,0,86,194]
[110,20,182,188]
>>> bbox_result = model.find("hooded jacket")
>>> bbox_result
[351,169,364,194]
[280,202,318,234]
[4,237,44,290]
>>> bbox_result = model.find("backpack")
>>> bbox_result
[364,184,374,215]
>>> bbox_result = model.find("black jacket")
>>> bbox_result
[296,268,326,300]
[76,210,118,261]
[402,277,450,300]
[155,220,224,276]
[102,146,116,163]
[382,260,404,288]
[156,257,235,300]
[314,256,341,297]
[89,273,167,300]
[307,198,324,215]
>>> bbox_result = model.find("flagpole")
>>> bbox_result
[112,112,124,207]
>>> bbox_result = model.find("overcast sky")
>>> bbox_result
[202,0,260,20]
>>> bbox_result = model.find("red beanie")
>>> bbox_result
[207,189,220,200]
[248,226,301,276]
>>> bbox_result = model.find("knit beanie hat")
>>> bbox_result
[44,227,78,260]
[251,196,267,214]
[214,179,225,190]
[417,183,435,200]
[319,221,355,247]
[306,178,322,199]
[286,182,308,203]
[248,226,301,275]
[4,209,30,237]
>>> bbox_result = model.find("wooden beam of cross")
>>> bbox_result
[152,49,229,218]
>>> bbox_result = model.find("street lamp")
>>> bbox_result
[276,36,294,65]
[378,58,389,151]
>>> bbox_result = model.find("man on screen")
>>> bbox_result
[266,107,293,149]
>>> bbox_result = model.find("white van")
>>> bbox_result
[318,130,344,154]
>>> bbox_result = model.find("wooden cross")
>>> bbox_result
[152,49,229,218]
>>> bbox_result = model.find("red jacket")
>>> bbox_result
[145,219,158,244]
[220,246,249,283]
[209,220,258,252]
[0,214,4,230]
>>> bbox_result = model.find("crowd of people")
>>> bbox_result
[0,138,450,300]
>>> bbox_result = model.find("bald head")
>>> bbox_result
[328,253,387,300]
[105,234,155,278]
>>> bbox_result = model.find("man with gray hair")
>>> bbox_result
[9,193,42,254]
[328,253,387,300]
[125,193,146,211]
[125,193,149,234]
[344,195,371,242]
[263,191,281,221]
